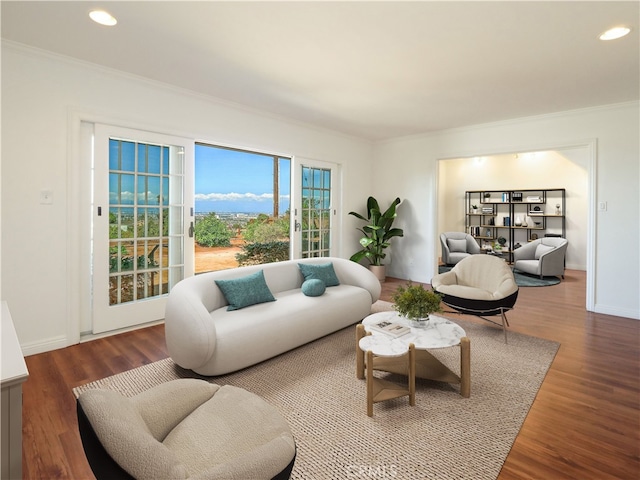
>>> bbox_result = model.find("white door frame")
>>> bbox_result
[291,157,341,259]
[67,112,195,344]
[92,124,194,334]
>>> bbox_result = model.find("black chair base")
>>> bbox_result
[437,290,518,343]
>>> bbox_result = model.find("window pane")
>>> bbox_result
[148,176,161,205]
[163,146,170,174]
[109,139,120,170]
[121,141,135,172]
[162,177,169,205]
[148,145,161,174]
[120,174,135,205]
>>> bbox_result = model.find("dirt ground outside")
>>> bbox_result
[195,237,244,273]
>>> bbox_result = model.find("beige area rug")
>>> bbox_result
[75,301,559,480]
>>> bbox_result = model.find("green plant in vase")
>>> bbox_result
[348,196,403,282]
[392,283,443,326]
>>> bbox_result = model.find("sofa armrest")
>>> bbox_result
[440,234,452,264]
[538,243,567,276]
[165,281,218,371]
[77,389,188,480]
[513,241,537,261]
[132,379,220,441]
[319,257,381,303]
[431,270,457,289]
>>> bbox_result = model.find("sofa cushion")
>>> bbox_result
[298,262,340,287]
[301,279,326,297]
[215,270,276,311]
[447,238,467,253]
[535,244,555,259]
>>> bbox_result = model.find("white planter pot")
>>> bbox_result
[368,265,386,283]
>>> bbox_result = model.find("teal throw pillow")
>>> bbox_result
[302,279,326,297]
[214,270,276,311]
[298,262,340,287]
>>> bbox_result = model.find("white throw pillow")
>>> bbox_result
[535,244,555,259]
[447,238,467,253]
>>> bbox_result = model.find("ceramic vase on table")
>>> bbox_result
[409,314,437,328]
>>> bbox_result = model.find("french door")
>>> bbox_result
[292,159,340,258]
[92,125,194,334]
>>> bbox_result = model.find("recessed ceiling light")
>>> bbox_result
[89,10,117,27]
[599,26,631,41]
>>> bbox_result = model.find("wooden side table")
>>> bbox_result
[357,325,416,416]
[356,313,471,398]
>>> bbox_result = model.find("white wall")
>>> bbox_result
[1,43,373,354]
[438,149,588,270]
[374,102,640,320]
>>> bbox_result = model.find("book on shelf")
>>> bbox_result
[369,321,411,338]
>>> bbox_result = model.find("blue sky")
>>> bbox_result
[108,141,290,215]
[195,144,290,215]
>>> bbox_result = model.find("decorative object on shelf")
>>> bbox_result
[349,196,403,282]
[497,236,507,247]
[503,217,511,226]
[471,204,478,214]
[555,204,561,215]
[522,217,528,227]
[502,192,510,202]
[486,228,491,237]
[482,206,494,213]
[514,215,522,227]
[392,283,443,327]
[512,192,523,202]
[531,233,538,240]
[488,217,495,225]
[529,206,543,215]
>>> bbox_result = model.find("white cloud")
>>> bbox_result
[195,192,290,202]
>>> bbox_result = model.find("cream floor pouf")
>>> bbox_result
[77,378,296,480]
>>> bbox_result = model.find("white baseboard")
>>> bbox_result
[593,304,640,320]
[21,335,69,357]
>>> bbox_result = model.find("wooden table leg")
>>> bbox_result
[356,324,365,379]
[460,337,471,398]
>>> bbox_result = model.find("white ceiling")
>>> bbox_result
[2,1,638,140]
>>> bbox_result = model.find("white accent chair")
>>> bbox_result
[77,379,296,480]
[513,237,568,279]
[440,232,481,265]
[431,254,518,343]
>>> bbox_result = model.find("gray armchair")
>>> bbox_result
[440,232,481,265]
[513,237,568,279]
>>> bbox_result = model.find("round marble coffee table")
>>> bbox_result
[356,311,471,398]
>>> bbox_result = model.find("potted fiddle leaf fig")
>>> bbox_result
[392,283,443,327]
[348,196,403,282]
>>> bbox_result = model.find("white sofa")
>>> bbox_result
[165,257,381,376]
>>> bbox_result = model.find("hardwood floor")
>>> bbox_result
[22,270,639,479]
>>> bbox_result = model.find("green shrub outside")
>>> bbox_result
[243,214,289,243]
[236,241,290,266]
[194,212,233,247]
